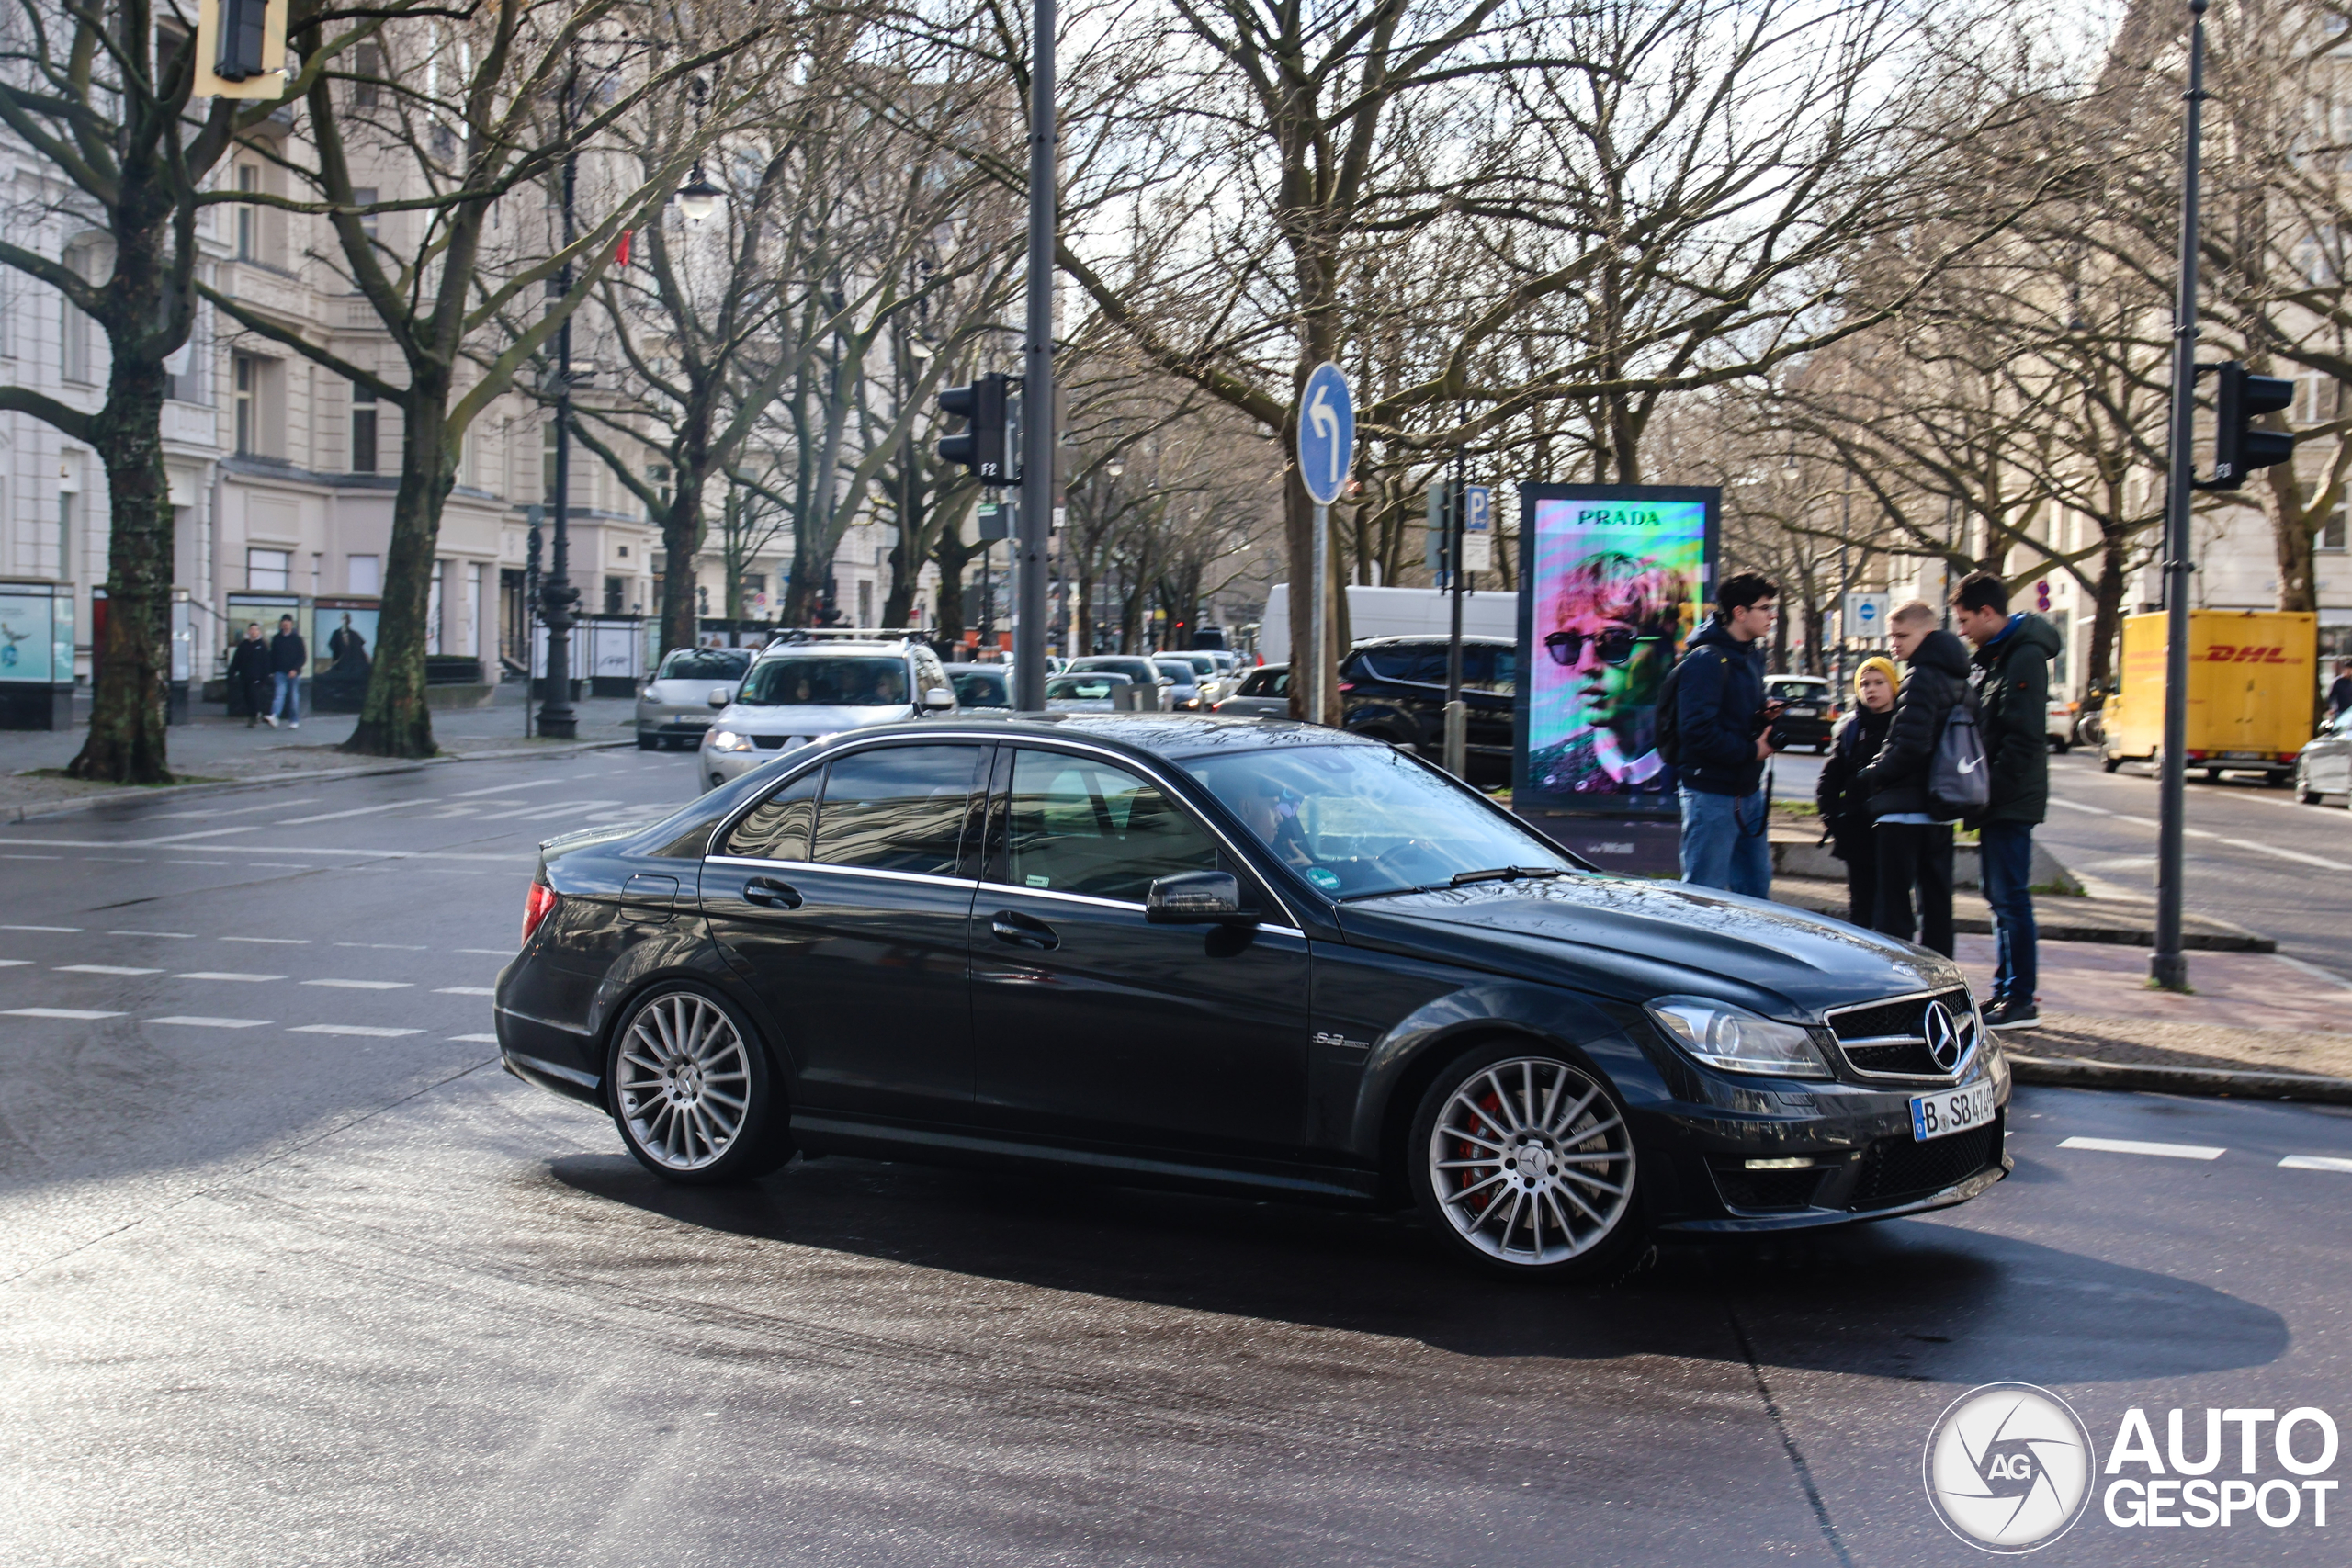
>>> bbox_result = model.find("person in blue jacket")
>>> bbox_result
[1673,572,1781,895]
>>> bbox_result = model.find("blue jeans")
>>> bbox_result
[1978,821,2038,1003]
[271,672,300,724]
[1679,785,1772,897]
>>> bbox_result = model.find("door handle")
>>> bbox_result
[742,876,803,910]
[990,910,1059,951]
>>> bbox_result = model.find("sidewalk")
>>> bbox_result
[0,686,642,818]
[1770,874,2273,951]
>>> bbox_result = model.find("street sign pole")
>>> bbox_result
[1295,363,1354,727]
[1014,0,1056,712]
[2153,0,2208,993]
[1443,440,1467,776]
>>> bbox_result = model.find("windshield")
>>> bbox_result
[1180,654,1216,675]
[1071,657,1156,682]
[1047,673,1125,700]
[951,670,1008,707]
[737,656,909,707]
[1155,660,1196,683]
[1180,742,1575,898]
[656,648,751,682]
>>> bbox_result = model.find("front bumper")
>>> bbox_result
[700,745,767,786]
[638,709,713,739]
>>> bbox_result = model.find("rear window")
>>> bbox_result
[951,670,1008,706]
[1769,680,1827,704]
[1047,674,1125,699]
[1240,667,1289,696]
[656,648,751,681]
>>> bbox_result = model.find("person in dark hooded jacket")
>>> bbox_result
[1857,600,1974,956]
[1953,571,2062,1030]
[1816,656,1898,929]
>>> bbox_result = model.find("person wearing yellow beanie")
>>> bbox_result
[1815,656,1901,928]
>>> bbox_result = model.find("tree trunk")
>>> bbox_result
[661,478,705,656]
[2086,525,2130,696]
[66,366,175,784]
[345,397,454,758]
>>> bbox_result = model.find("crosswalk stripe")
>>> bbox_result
[149,1016,272,1029]
[302,979,412,990]
[56,964,164,976]
[449,1032,499,1043]
[435,987,495,996]
[2279,1155,2352,1174]
[175,972,286,982]
[2058,1135,2226,1161]
[288,1024,424,1038]
[3,1008,124,1020]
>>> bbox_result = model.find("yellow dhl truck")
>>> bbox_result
[2100,609,2319,784]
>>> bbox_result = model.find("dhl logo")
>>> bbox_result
[2202,645,2300,663]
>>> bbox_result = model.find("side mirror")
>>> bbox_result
[1146,870,1257,925]
[922,687,956,712]
[707,687,730,708]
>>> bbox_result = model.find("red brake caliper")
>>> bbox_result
[1455,1091,1507,1216]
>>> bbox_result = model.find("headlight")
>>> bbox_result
[707,729,753,753]
[1646,996,1829,1078]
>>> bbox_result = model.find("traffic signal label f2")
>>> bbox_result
[939,373,1022,486]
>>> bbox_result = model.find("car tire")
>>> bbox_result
[2101,750,2123,773]
[1407,1040,1643,1282]
[637,734,660,750]
[606,983,794,1184]
[2297,764,2322,805]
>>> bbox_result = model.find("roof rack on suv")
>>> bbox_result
[772,626,929,646]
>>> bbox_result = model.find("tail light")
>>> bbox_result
[1338,682,1356,693]
[522,881,559,945]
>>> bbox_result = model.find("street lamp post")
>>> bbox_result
[536,71,585,740]
[1014,0,1056,710]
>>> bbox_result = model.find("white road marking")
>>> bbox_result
[446,781,548,799]
[273,802,436,826]
[0,924,80,932]
[2048,798,2116,816]
[302,978,412,990]
[141,827,262,844]
[288,1023,424,1038]
[2279,1155,2352,1174]
[85,857,148,863]
[109,931,195,939]
[2058,1135,2226,1161]
[149,1016,272,1029]
[0,960,28,967]
[456,949,514,956]
[2,1008,123,1020]
[164,860,232,867]
[56,964,164,976]
[0,839,532,865]
[335,942,428,951]
[174,972,287,982]
[2273,953,2352,992]
[435,987,495,996]
[0,854,62,860]
[221,936,307,944]
[448,1032,499,1043]
[149,797,322,819]
[2216,838,2352,871]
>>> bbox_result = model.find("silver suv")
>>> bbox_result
[698,638,957,791]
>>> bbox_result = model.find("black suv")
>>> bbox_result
[1339,636,1517,784]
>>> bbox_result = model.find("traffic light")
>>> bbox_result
[1423,482,1453,576]
[214,0,269,79]
[938,372,1020,485]
[2210,360,2295,490]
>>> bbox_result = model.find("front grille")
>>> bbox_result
[1710,1162,1828,1213]
[1849,1115,2003,1209]
[752,734,797,750]
[1826,987,1978,1080]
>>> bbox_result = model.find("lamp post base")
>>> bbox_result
[2148,950,2191,993]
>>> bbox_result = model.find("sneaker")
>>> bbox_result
[1985,998,2041,1031]
[261,714,277,728]
[288,722,300,729]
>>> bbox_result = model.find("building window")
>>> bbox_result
[604,576,624,614]
[350,185,379,240]
[247,547,291,591]
[352,44,382,107]
[348,554,380,594]
[2324,511,2348,553]
[236,164,259,260]
[647,462,671,519]
[857,579,873,626]
[60,243,95,385]
[233,355,258,454]
[542,422,559,502]
[351,380,378,472]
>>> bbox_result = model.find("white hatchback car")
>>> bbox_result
[636,645,752,750]
[698,639,958,791]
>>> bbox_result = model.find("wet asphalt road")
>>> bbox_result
[1,747,2348,1565]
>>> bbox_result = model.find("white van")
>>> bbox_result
[1257,584,1517,663]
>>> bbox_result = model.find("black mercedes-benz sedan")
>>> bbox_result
[496,716,2009,1281]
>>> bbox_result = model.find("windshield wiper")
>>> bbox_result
[1447,865,1567,888]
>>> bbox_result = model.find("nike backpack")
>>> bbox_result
[1928,692,1992,821]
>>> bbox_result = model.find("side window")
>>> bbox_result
[1268,668,1291,697]
[811,744,983,875]
[1368,645,1447,684]
[723,768,819,861]
[1483,646,1516,694]
[1001,750,1218,902]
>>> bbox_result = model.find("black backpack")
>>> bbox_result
[1652,648,1706,768]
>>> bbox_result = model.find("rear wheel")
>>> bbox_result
[608,984,793,1183]
[1408,1043,1642,1281]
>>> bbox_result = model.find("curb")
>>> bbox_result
[1770,884,2276,953]
[4,738,638,823]
[2006,1051,2352,1104]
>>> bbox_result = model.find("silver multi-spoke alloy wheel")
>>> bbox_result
[614,990,754,1173]
[1424,1055,1636,1270]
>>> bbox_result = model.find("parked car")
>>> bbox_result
[1214,663,1291,718]
[1153,656,1207,711]
[1337,636,1516,784]
[698,639,956,791]
[636,646,752,750]
[1766,676,1833,753]
[1162,650,1229,705]
[499,716,2011,1282]
[2295,709,2352,805]
[2046,698,2078,754]
[1068,655,1175,701]
[1044,671,1133,712]
[945,663,1012,715]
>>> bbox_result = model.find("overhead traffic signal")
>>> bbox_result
[214,0,270,78]
[938,372,1021,485]
[2209,360,2295,490]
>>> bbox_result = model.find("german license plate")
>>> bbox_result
[1786,706,1816,717]
[1911,1082,1996,1143]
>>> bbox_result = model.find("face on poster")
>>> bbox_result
[313,605,380,675]
[1522,496,1708,808]
[0,593,53,682]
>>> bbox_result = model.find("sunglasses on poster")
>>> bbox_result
[1544,626,1653,667]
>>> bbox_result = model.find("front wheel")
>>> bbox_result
[637,733,661,750]
[2298,763,2322,805]
[1408,1043,1643,1281]
[608,984,793,1184]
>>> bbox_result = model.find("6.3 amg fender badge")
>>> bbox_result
[1923,1382,2098,1553]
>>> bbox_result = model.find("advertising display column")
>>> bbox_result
[1512,485,1718,874]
